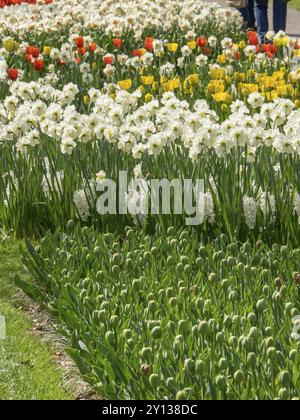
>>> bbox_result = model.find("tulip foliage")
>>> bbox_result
[19,225,300,400]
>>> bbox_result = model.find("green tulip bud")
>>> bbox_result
[195,298,204,309]
[208,272,218,283]
[234,370,245,384]
[165,288,173,299]
[140,347,152,359]
[195,359,206,375]
[151,326,162,339]
[216,332,225,345]
[278,387,289,400]
[216,375,227,390]
[184,358,195,373]
[110,315,119,327]
[223,315,232,328]
[123,329,132,339]
[66,219,75,232]
[176,388,191,400]
[180,231,189,240]
[249,327,259,340]
[218,358,228,371]
[280,246,288,257]
[229,291,238,302]
[148,300,157,313]
[199,321,212,338]
[167,227,176,236]
[178,319,189,335]
[221,279,229,290]
[176,263,184,272]
[112,265,120,275]
[256,298,266,313]
[169,297,177,307]
[149,374,160,389]
[247,312,256,325]
[196,257,204,267]
[199,246,207,258]
[229,336,238,348]
[264,327,273,337]
[126,229,134,239]
[278,371,291,388]
[105,331,115,345]
[170,239,177,247]
[289,349,297,362]
[167,256,174,266]
[247,353,256,368]
[166,377,176,390]
[267,347,277,362]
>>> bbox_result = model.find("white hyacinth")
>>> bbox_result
[243,196,257,230]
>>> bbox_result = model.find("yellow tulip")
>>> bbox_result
[187,41,197,50]
[210,68,225,80]
[225,76,232,85]
[167,43,179,53]
[141,75,155,86]
[152,81,159,92]
[294,99,300,109]
[83,95,90,105]
[187,74,199,86]
[118,79,133,90]
[248,69,255,78]
[43,46,52,56]
[3,38,16,52]
[145,93,153,103]
[212,92,232,104]
[217,54,226,65]
[239,41,246,50]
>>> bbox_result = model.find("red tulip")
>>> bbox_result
[76,37,84,49]
[197,36,207,48]
[27,46,40,58]
[113,38,122,49]
[33,59,44,71]
[247,31,259,46]
[103,56,113,65]
[202,47,211,56]
[235,51,241,60]
[7,68,18,81]
[133,49,143,57]
[144,37,154,51]
[77,47,87,55]
[89,42,97,52]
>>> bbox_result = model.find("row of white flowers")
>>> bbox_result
[0,0,241,37]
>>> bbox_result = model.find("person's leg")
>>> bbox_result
[247,0,256,28]
[273,0,287,33]
[238,6,248,23]
[254,0,269,42]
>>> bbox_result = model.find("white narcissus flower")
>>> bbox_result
[248,92,264,109]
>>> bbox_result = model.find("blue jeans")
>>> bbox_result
[254,0,287,42]
[239,0,255,28]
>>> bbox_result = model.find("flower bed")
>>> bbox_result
[19,226,300,400]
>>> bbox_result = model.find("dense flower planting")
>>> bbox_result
[19,226,300,400]
[0,27,300,243]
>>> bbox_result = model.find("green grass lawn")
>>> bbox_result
[0,240,74,400]
[289,0,300,11]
